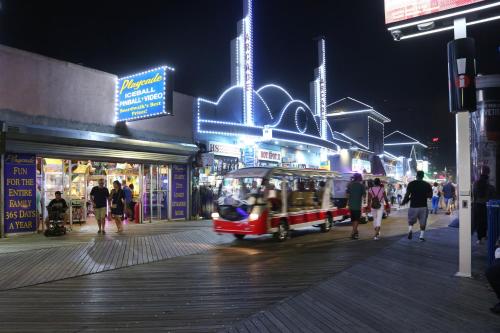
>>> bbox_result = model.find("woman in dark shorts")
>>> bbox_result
[109,180,125,233]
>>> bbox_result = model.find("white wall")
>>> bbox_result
[0,44,194,143]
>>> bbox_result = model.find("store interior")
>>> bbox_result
[38,158,141,232]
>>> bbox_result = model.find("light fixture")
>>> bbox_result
[417,22,435,31]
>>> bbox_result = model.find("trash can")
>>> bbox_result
[487,200,500,265]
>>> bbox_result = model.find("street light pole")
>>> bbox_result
[453,17,472,278]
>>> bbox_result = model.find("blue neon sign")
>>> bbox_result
[116,66,173,122]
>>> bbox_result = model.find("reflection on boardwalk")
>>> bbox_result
[225,220,500,333]
[0,228,232,290]
[0,213,497,332]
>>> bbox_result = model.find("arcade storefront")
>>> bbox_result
[0,124,195,237]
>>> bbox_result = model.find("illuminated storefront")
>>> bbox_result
[0,45,196,236]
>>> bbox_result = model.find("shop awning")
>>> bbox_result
[1,123,197,164]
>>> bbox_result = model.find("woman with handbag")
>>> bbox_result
[368,178,389,240]
[109,180,126,233]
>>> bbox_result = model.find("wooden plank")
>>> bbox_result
[3,213,498,333]
[51,244,89,281]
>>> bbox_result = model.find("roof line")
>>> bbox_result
[326,97,390,122]
[384,130,428,148]
[346,97,373,109]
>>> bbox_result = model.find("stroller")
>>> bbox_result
[44,206,67,237]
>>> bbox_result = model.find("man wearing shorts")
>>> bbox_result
[401,171,432,242]
[442,179,455,215]
[346,173,366,240]
[90,179,110,234]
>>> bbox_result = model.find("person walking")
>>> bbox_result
[431,182,440,214]
[109,180,125,233]
[472,173,496,244]
[389,185,396,206]
[121,180,132,221]
[438,182,445,210]
[90,178,109,234]
[346,173,366,240]
[396,184,403,207]
[401,184,407,207]
[401,171,432,242]
[128,183,136,222]
[442,178,455,215]
[368,178,389,240]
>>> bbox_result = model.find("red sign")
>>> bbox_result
[455,75,471,88]
[432,137,439,142]
[385,0,485,24]
[257,149,281,162]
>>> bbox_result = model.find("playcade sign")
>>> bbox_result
[116,66,174,122]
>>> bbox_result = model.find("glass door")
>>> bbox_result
[142,164,169,222]
[158,165,169,220]
[142,165,152,222]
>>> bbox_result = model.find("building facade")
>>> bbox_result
[0,44,197,236]
[384,130,429,180]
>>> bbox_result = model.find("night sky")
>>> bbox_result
[0,0,499,170]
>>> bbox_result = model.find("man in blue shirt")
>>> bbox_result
[122,180,133,220]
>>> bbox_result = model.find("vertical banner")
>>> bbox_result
[243,146,255,167]
[171,164,188,220]
[4,153,37,234]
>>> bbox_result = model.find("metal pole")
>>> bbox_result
[454,17,472,278]
[0,153,5,238]
[149,164,153,223]
[186,163,191,221]
[168,164,172,220]
[68,160,73,231]
[138,163,144,224]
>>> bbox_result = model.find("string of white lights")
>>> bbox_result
[256,84,294,101]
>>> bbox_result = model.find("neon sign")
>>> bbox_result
[116,66,174,122]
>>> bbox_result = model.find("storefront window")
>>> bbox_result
[39,158,142,228]
[42,158,70,218]
[142,164,170,222]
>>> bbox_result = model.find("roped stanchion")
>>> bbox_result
[487,200,500,265]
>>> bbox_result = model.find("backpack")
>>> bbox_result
[370,187,382,209]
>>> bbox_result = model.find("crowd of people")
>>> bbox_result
[346,171,498,243]
[347,169,500,315]
[43,179,136,234]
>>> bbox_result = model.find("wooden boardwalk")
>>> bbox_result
[0,220,214,254]
[224,219,500,333]
[0,227,232,290]
[0,213,413,332]
[0,211,497,332]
